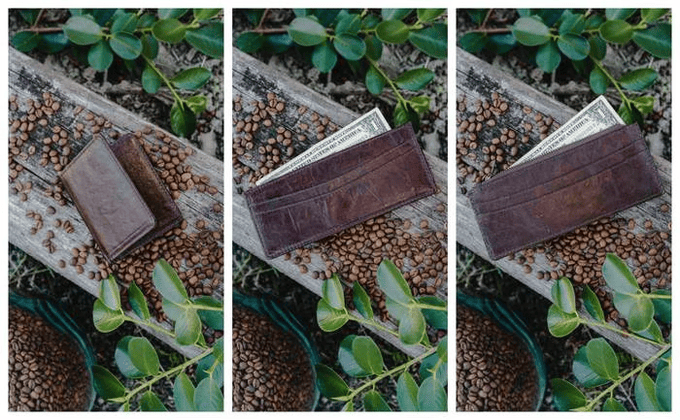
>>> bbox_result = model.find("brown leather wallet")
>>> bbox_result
[244,123,437,258]
[469,124,663,260]
[60,135,182,261]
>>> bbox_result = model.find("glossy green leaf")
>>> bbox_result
[557,34,590,60]
[377,259,413,304]
[418,376,447,411]
[142,64,162,94]
[385,296,408,321]
[93,298,125,333]
[633,23,671,59]
[537,9,566,26]
[288,17,327,46]
[641,9,669,23]
[312,41,337,73]
[599,20,634,44]
[193,295,223,330]
[632,96,655,116]
[153,259,189,303]
[436,336,448,362]
[393,102,420,128]
[547,304,580,337]
[63,16,103,45]
[585,338,619,381]
[581,285,605,322]
[127,282,150,321]
[655,366,671,411]
[316,364,350,399]
[11,31,40,52]
[396,372,419,411]
[365,65,385,95]
[459,32,488,54]
[341,401,354,411]
[195,377,223,411]
[335,13,362,35]
[586,14,606,30]
[152,18,187,44]
[174,372,196,411]
[364,34,383,61]
[588,34,607,60]
[174,307,202,345]
[114,336,145,378]
[613,292,654,332]
[551,277,577,314]
[111,12,138,34]
[656,349,671,372]
[363,390,391,411]
[338,335,370,377]
[619,68,658,91]
[602,253,640,294]
[536,41,561,73]
[140,33,159,59]
[322,274,345,310]
[99,274,121,311]
[512,17,551,46]
[37,32,70,54]
[109,32,142,60]
[352,281,373,319]
[376,20,410,44]
[418,9,446,22]
[196,354,223,385]
[637,319,664,343]
[409,23,447,58]
[193,9,222,21]
[551,378,587,411]
[313,9,340,27]
[559,11,586,35]
[381,9,412,21]
[92,365,126,400]
[394,68,434,91]
[263,33,293,54]
[469,9,490,24]
[140,390,167,411]
[352,336,383,374]
[487,33,517,54]
[137,13,157,29]
[417,295,446,329]
[236,31,264,53]
[651,289,671,324]
[171,67,211,90]
[602,397,627,411]
[635,371,661,411]
[606,9,636,21]
[19,10,40,25]
[159,9,189,19]
[399,306,426,345]
[128,337,160,376]
[572,346,609,388]
[419,352,447,386]
[333,33,366,61]
[316,298,348,331]
[186,21,223,58]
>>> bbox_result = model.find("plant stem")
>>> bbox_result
[190,304,224,312]
[413,302,447,312]
[581,319,665,347]
[592,59,630,108]
[366,57,408,107]
[142,56,184,104]
[124,314,177,338]
[646,293,672,300]
[347,313,400,339]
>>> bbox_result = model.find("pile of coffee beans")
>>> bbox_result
[457,305,538,411]
[233,305,315,411]
[9,306,91,411]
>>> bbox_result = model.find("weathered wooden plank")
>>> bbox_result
[232,48,448,357]
[8,48,224,358]
[456,48,670,361]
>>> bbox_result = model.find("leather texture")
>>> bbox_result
[245,123,437,258]
[469,124,663,260]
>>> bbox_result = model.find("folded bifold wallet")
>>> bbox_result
[469,124,663,260]
[60,134,182,261]
[244,123,437,258]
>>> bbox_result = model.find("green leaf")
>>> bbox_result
[586,14,606,30]
[559,11,586,35]
[137,13,157,29]
[153,259,189,303]
[399,306,426,345]
[196,354,223,385]
[99,274,122,311]
[365,65,385,95]
[459,32,488,54]
[93,298,125,333]
[582,285,605,322]
[655,366,671,411]
[419,352,447,386]
[37,32,70,54]
[335,13,362,35]
[152,18,187,44]
[537,9,566,26]
[376,20,410,44]
[333,33,366,61]
[363,390,392,411]
[589,66,609,95]
[632,96,655,116]
[171,67,212,90]
[418,9,446,22]
[316,299,348,331]
[174,372,196,411]
[193,296,223,330]
[487,33,517,54]
[338,335,370,377]
[394,68,434,91]
[557,34,590,60]
[613,292,654,332]
[618,68,658,91]
[63,15,103,45]
[352,281,373,319]
[314,9,340,27]
[572,346,609,388]
[385,296,409,321]
[141,33,159,59]
[599,19,634,44]
[92,365,126,400]
[635,371,661,411]
[536,41,561,73]
[512,16,551,46]
[364,34,383,60]
[114,336,145,378]
[637,319,664,343]
[185,21,224,58]
[140,390,167,411]
[111,12,138,34]
[551,277,577,314]
[342,401,354,411]
[158,9,189,19]
[641,9,668,23]
[287,16,327,46]
[417,376,447,411]
[236,32,264,53]
[312,41,337,73]
[128,337,160,376]
[377,259,414,305]
[585,338,619,381]
[174,308,202,345]
[193,9,222,21]
[396,372,419,411]
[263,33,293,54]
[316,364,350,399]
[142,64,162,94]
[547,304,580,337]
[602,397,627,411]
[588,34,607,60]
[381,9,413,21]
[602,253,640,294]
[322,274,345,310]
[109,32,142,60]
[436,336,448,362]
[19,10,40,25]
[651,289,671,324]
[633,23,671,59]
[416,295,446,329]
[194,377,223,411]
[393,102,420,128]
[11,31,41,52]
[351,336,383,374]
[408,23,447,58]
[606,9,637,21]
[551,378,587,411]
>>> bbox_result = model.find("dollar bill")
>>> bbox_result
[256,107,391,185]
[512,95,624,166]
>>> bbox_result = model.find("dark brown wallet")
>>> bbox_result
[244,123,437,258]
[469,124,663,260]
[60,135,182,261]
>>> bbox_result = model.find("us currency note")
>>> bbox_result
[256,107,390,185]
[512,95,624,166]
